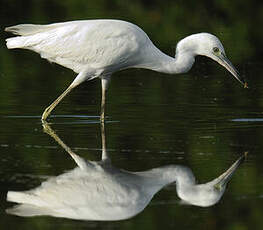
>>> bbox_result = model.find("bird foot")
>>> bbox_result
[41,106,52,121]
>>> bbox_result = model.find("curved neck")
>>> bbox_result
[136,46,195,74]
[137,165,195,189]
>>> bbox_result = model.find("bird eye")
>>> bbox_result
[213,47,220,53]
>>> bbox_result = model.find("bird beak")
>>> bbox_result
[213,152,247,190]
[215,52,248,88]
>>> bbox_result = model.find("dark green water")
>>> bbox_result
[1,1,263,229]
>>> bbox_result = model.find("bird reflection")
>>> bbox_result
[6,123,246,220]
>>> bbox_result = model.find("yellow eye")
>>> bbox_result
[213,47,220,53]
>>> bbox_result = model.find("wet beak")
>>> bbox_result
[216,52,248,88]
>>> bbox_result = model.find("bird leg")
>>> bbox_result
[42,121,90,170]
[100,121,110,162]
[41,84,75,121]
[100,78,110,122]
[41,71,89,121]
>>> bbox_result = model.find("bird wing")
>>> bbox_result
[7,20,149,74]
[6,167,147,220]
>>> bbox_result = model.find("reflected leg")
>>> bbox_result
[100,121,110,162]
[42,121,89,170]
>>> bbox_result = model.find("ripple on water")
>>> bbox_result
[232,118,263,122]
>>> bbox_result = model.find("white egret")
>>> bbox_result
[5,20,247,121]
[6,123,246,220]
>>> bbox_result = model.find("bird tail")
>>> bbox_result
[5,37,26,49]
[6,191,64,218]
[7,191,48,207]
[7,191,35,204]
[6,204,53,217]
[5,24,48,49]
[5,24,46,36]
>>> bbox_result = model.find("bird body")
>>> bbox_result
[6,152,245,220]
[6,123,246,220]
[6,20,176,76]
[7,165,159,220]
[5,20,246,121]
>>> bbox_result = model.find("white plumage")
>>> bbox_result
[6,20,152,74]
[5,20,246,121]
[6,123,246,220]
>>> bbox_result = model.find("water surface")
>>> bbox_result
[1,1,263,230]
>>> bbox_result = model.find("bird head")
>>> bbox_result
[177,33,247,88]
